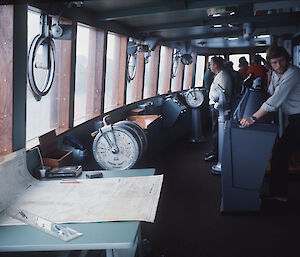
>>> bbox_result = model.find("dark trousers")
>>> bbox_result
[270,115,300,197]
[210,105,219,155]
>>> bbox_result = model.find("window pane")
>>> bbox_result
[194,55,205,88]
[170,49,183,92]
[75,25,89,123]
[208,55,225,63]
[104,32,127,112]
[258,52,266,60]
[74,24,104,126]
[26,11,72,146]
[126,44,144,104]
[229,54,250,71]
[143,45,159,99]
[183,53,194,90]
[26,10,60,142]
[157,46,172,95]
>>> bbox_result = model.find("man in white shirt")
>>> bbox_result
[205,57,232,175]
[240,45,300,202]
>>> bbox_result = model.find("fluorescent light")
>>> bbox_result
[254,40,266,45]
[213,24,222,28]
[227,37,239,40]
[256,34,270,38]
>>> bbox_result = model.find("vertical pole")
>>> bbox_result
[13,4,27,151]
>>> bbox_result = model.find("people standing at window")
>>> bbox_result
[238,57,249,80]
[247,54,268,90]
[225,61,243,101]
[203,62,215,93]
[204,57,232,174]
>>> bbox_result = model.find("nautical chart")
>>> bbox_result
[0,149,163,226]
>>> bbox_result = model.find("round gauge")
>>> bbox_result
[93,126,140,170]
[115,120,148,155]
[51,24,63,38]
[185,88,204,108]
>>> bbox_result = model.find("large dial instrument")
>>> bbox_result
[185,88,204,108]
[92,117,147,170]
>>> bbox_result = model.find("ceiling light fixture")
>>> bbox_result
[254,40,266,46]
[256,34,270,39]
[207,7,237,17]
[227,37,239,40]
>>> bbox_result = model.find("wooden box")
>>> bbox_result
[39,130,73,168]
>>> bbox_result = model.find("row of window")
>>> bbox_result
[26,10,201,147]
[0,6,261,155]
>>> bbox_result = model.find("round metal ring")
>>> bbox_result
[28,34,55,99]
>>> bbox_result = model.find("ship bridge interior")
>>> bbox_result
[1,1,300,257]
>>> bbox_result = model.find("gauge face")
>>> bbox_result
[115,121,148,155]
[185,89,204,108]
[93,128,139,170]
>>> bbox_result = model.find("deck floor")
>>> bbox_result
[1,136,300,257]
[141,136,300,257]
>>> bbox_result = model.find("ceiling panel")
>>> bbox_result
[29,0,300,49]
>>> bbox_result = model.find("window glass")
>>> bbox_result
[208,55,225,63]
[26,10,72,147]
[126,41,144,104]
[258,52,266,60]
[157,46,172,95]
[194,55,205,87]
[143,45,160,99]
[170,49,183,92]
[74,24,104,126]
[229,54,250,71]
[74,25,89,124]
[183,53,195,90]
[104,32,127,112]
[26,10,60,142]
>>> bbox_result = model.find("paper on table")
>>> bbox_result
[0,149,37,213]
[0,150,163,225]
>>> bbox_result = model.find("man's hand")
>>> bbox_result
[239,117,255,127]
